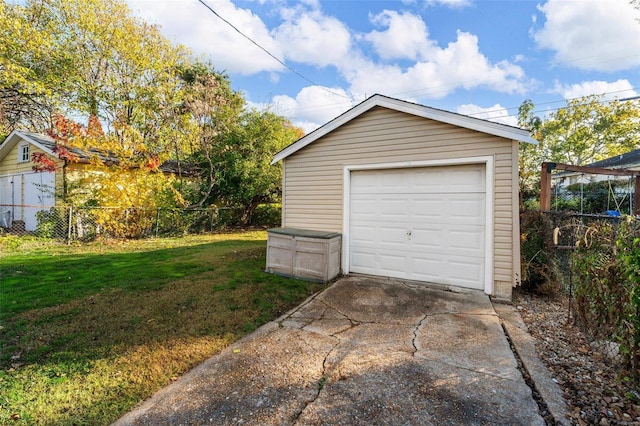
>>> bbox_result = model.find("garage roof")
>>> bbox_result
[272,94,538,165]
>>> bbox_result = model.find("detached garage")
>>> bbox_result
[270,94,537,300]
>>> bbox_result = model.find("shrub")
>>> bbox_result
[571,217,640,385]
[520,210,561,294]
[250,204,281,228]
[615,219,640,381]
[35,208,68,239]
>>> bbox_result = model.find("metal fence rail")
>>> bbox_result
[533,210,639,363]
[0,204,281,241]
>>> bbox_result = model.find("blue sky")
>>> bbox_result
[129,0,640,132]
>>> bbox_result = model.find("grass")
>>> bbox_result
[0,231,325,425]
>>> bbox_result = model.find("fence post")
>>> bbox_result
[634,176,640,216]
[67,206,73,243]
[155,208,160,237]
[540,162,553,212]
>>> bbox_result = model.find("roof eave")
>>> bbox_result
[0,130,58,162]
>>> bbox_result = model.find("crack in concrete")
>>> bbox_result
[412,314,429,355]
[278,291,325,326]
[328,318,362,337]
[290,339,340,426]
[318,300,355,322]
[431,358,522,382]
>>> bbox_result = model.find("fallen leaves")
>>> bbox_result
[515,290,640,425]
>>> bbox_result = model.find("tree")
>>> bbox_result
[1,0,189,150]
[539,95,640,166]
[176,63,246,208]
[517,99,543,206]
[213,110,303,224]
[2,0,299,224]
[518,95,640,205]
[0,1,63,135]
[36,114,182,238]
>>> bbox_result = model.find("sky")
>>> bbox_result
[127,0,640,133]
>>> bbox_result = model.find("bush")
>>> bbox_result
[615,219,640,382]
[250,204,281,228]
[36,208,68,239]
[571,217,640,385]
[520,210,561,294]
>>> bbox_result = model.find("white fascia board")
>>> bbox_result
[272,94,538,165]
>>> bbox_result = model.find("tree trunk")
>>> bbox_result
[240,194,267,226]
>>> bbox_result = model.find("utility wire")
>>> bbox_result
[466,90,640,122]
[195,0,351,100]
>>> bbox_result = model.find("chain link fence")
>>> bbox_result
[550,179,635,215]
[0,204,281,241]
[521,210,640,379]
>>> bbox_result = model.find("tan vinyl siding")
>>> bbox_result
[282,106,519,291]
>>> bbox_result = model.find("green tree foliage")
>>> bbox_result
[518,95,640,204]
[213,110,303,224]
[0,1,63,133]
[176,63,246,207]
[2,0,301,221]
[517,99,543,206]
[540,96,640,166]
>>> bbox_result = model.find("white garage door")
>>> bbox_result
[349,164,486,290]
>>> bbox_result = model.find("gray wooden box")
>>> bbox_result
[266,228,341,283]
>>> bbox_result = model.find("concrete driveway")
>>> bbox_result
[114,276,545,425]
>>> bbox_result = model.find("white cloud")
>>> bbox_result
[552,79,638,101]
[271,86,355,132]
[272,8,352,68]
[129,0,283,75]
[346,30,531,99]
[127,1,533,128]
[456,104,519,127]
[364,10,435,61]
[533,0,640,72]
[425,0,472,8]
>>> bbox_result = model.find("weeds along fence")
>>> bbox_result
[521,210,640,384]
[0,204,281,241]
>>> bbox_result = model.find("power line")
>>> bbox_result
[458,90,636,121]
[195,0,351,100]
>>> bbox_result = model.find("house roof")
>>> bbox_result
[553,148,640,180]
[0,130,199,176]
[271,94,538,165]
[585,148,640,170]
[0,130,57,161]
[0,129,116,164]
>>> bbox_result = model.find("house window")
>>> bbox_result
[19,144,30,163]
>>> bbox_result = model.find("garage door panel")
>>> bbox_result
[447,228,484,250]
[380,226,411,246]
[349,164,486,290]
[412,229,444,248]
[350,195,377,214]
[447,260,484,286]
[379,198,409,219]
[379,253,407,274]
[351,251,376,270]
[351,225,377,243]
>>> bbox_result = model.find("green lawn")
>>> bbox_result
[0,232,325,425]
